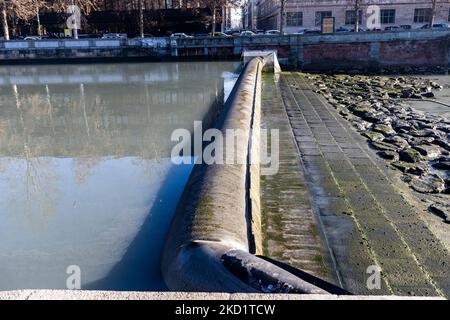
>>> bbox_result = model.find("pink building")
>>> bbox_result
[255,0,450,33]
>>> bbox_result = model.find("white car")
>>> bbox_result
[240,31,256,36]
[292,28,307,35]
[24,36,41,40]
[101,33,127,39]
[265,30,282,35]
[170,33,192,38]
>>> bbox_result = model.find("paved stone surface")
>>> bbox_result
[268,72,450,297]
[260,74,332,282]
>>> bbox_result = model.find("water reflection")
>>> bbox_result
[0,61,239,290]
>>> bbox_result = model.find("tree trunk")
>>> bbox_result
[0,1,9,40]
[211,2,216,34]
[430,0,437,27]
[279,0,285,33]
[36,8,42,36]
[354,0,361,32]
[138,0,144,37]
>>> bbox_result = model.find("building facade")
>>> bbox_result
[254,0,450,33]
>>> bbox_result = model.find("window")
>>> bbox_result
[380,9,396,24]
[448,8,450,21]
[286,12,303,26]
[414,8,432,23]
[315,11,332,26]
[345,10,362,25]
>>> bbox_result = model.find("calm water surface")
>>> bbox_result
[410,75,450,118]
[0,61,239,290]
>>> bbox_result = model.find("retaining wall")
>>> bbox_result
[0,30,449,71]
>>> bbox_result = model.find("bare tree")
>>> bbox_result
[138,0,144,37]
[0,0,9,40]
[430,0,437,26]
[279,0,286,33]
[354,0,361,32]
[0,0,48,40]
[200,0,239,34]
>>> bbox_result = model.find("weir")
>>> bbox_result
[160,54,343,294]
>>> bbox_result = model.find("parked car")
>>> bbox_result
[305,30,321,35]
[400,25,412,30]
[265,30,282,35]
[24,36,41,40]
[208,32,231,37]
[170,33,192,38]
[254,29,265,35]
[385,26,401,31]
[292,28,308,35]
[336,27,351,32]
[101,33,127,39]
[432,23,449,29]
[240,30,256,36]
[192,32,208,37]
[420,24,431,29]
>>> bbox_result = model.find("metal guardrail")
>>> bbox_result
[0,29,448,51]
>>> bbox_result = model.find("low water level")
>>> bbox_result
[409,75,450,118]
[0,61,239,291]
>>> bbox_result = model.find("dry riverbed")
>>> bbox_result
[306,73,450,224]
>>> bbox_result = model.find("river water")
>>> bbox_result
[409,75,450,118]
[0,61,239,291]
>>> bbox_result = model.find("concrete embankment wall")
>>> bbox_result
[160,57,329,294]
[1,30,449,71]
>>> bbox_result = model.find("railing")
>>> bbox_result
[0,29,448,52]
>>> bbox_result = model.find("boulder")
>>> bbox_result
[399,148,423,163]
[370,141,398,152]
[391,161,428,176]
[429,204,450,223]
[409,174,446,193]
[363,131,385,142]
[377,151,399,161]
[412,144,442,160]
[383,136,409,149]
[372,124,395,135]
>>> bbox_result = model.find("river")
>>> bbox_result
[0,61,239,291]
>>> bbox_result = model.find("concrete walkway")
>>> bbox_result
[267,73,450,297]
[260,74,332,282]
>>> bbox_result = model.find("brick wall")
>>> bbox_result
[302,43,372,69]
[379,40,448,67]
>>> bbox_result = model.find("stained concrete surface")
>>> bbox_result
[260,72,450,297]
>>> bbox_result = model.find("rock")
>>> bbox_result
[383,136,409,149]
[409,174,446,193]
[433,139,450,152]
[399,148,423,163]
[392,119,412,131]
[409,129,436,138]
[421,91,435,98]
[377,151,399,161]
[431,156,450,170]
[372,124,395,135]
[391,161,428,175]
[370,141,398,152]
[400,88,416,98]
[429,204,450,223]
[412,144,442,160]
[363,131,385,142]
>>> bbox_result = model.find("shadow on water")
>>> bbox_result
[83,160,194,291]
